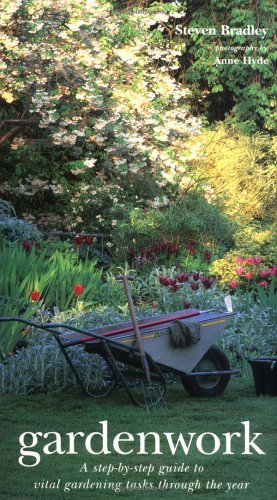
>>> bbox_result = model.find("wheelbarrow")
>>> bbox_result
[0,308,238,408]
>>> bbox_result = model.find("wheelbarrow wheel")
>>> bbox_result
[181,345,230,397]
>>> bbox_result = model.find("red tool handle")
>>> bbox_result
[79,310,200,342]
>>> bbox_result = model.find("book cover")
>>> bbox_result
[0,1,276,499]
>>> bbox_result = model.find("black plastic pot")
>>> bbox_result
[248,358,277,396]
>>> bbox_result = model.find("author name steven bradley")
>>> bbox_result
[215,56,269,65]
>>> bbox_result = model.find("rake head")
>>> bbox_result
[142,384,168,412]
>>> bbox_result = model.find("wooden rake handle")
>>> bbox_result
[116,274,151,385]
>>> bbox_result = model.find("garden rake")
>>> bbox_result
[116,274,167,411]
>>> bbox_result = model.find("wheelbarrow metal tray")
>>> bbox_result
[73,310,235,375]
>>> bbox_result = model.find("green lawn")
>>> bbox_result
[0,378,276,500]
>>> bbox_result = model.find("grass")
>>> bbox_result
[0,378,276,500]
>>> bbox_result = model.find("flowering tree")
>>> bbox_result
[0,0,202,229]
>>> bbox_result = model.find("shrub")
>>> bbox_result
[0,199,41,242]
[211,251,276,289]
[112,193,234,264]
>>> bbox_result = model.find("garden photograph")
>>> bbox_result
[0,1,276,499]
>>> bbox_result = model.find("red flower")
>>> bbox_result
[30,290,41,301]
[244,271,253,279]
[73,284,85,296]
[235,267,245,275]
[259,280,268,288]
[190,281,199,291]
[22,241,32,253]
[84,236,94,245]
[246,257,255,265]
[128,248,136,259]
[235,257,245,265]
[183,300,191,309]
[254,257,263,265]
[201,276,213,289]
[259,269,268,278]
[187,242,196,256]
[176,273,189,283]
[75,235,84,246]
[170,284,179,293]
[229,280,238,289]
[204,250,212,262]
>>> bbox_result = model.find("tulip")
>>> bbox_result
[204,250,212,262]
[176,273,189,283]
[244,271,253,279]
[30,290,41,301]
[235,257,245,265]
[259,269,268,278]
[73,284,85,296]
[229,280,238,289]
[254,257,263,265]
[190,281,199,291]
[269,266,277,276]
[246,257,255,265]
[201,276,213,289]
[183,300,191,309]
[85,236,94,245]
[235,267,245,275]
[75,235,84,246]
[259,280,268,288]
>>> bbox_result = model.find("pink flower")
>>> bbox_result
[259,269,268,278]
[235,267,245,275]
[254,257,263,265]
[229,280,238,289]
[269,266,277,276]
[183,300,191,309]
[246,257,256,265]
[244,271,253,279]
[235,257,245,265]
[259,280,268,288]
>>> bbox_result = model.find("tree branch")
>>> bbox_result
[0,126,22,145]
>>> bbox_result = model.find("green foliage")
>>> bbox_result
[234,224,277,263]
[0,299,35,358]
[0,199,42,241]
[220,292,277,357]
[182,0,276,131]
[0,331,110,394]
[0,240,103,311]
[111,193,234,263]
